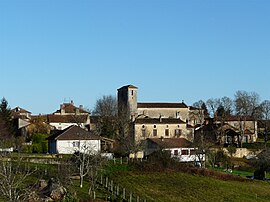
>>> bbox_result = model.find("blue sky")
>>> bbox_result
[0,0,269,114]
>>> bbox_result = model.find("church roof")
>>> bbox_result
[137,102,188,108]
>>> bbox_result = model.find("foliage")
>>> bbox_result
[0,97,15,147]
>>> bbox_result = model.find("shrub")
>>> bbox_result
[30,133,49,153]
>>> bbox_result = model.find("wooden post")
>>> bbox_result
[117,184,119,196]
[123,188,126,199]
[111,180,113,192]
[105,177,108,188]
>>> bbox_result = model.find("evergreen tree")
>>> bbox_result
[0,97,15,147]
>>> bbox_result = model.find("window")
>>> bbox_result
[73,141,80,148]
[142,129,146,138]
[181,149,189,155]
[190,149,196,155]
[153,129,157,137]
[165,129,169,136]
[174,150,179,156]
[154,125,156,128]
[175,129,181,137]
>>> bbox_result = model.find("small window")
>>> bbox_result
[181,149,189,155]
[174,150,179,156]
[153,129,157,137]
[190,149,196,155]
[142,125,145,129]
[154,125,156,128]
[175,129,181,137]
[142,129,146,138]
[165,129,169,136]
[73,141,80,148]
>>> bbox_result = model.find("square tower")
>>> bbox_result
[117,85,138,120]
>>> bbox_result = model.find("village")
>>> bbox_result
[0,84,270,201]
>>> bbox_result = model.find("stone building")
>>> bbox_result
[117,85,204,143]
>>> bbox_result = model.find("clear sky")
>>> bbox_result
[0,0,269,114]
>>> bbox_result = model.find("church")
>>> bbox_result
[117,85,204,143]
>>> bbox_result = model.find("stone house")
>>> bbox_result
[215,116,258,144]
[117,85,204,143]
[48,101,90,130]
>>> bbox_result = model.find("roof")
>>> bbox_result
[189,106,200,110]
[147,138,192,148]
[48,115,89,123]
[54,103,89,114]
[135,118,186,124]
[137,102,188,108]
[117,85,138,90]
[215,116,255,122]
[11,106,31,114]
[47,125,101,141]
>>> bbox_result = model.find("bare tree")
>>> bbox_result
[0,153,36,201]
[92,95,118,139]
[234,91,260,147]
[259,100,270,145]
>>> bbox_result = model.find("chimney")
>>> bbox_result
[79,105,83,109]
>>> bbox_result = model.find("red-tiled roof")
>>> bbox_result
[137,102,188,108]
[147,138,192,148]
[48,115,88,123]
[54,103,88,114]
[47,125,101,140]
[135,118,186,124]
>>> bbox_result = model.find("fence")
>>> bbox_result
[98,174,148,202]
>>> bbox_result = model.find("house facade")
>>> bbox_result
[216,116,258,144]
[48,101,90,130]
[145,138,203,162]
[47,125,101,154]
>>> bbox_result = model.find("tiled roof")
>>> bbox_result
[135,118,186,124]
[47,125,101,140]
[54,103,88,114]
[147,138,192,148]
[215,116,255,122]
[117,85,138,90]
[137,102,188,108]
[48,115,89,123]
[11,107,31,114]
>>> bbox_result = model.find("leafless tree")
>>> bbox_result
[234,91,260,147]
[259,100,270,145]
[0,153,37,202]
[92,95,119,139]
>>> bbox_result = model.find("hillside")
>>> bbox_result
[111,171,270,202]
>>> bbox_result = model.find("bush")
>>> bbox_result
[29,133,49,153]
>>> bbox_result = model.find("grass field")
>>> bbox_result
[111,171,270,202]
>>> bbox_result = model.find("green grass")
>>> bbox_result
[110,172,270,202]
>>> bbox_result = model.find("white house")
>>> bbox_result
[145,138,204,163]
[48,102,91,130]
[47,125,101,154]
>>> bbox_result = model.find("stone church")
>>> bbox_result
[117,85,204,143]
